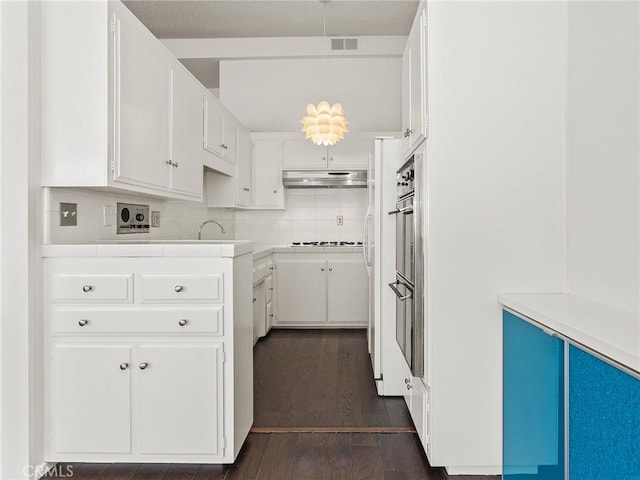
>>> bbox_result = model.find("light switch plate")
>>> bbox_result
[337,215,344,226]
[151,211,160,227]
[59,202,77,226]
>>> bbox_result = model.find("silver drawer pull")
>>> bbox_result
[139,362,149,370]
[174,285,183,293]
[78,319,89,327]
[178,319,188,326]
[243,187,250,192]
[82,285,93,292]
[405,378,410,384]
[328,267,333,272]
[119,363,129,371]
[407,384,413,390]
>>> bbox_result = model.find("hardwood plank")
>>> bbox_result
[290,433,352,480]
[224,432,271,480]
[379,433,434,480]
[191,464,228,480]
[249,433,298,480]
[131,464,171,480]
[351,433,380,447]
[160,464,200,480]
[352,446,385,480]
[98,464,140,480]
[62,463,111,480]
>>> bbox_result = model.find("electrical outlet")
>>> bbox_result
[151,211,160,227]
[59,203,77,226]
[103,205,113,226]
[337,215,344,226]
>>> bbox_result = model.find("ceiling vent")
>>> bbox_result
[331,38,359,51]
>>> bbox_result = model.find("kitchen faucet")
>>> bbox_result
[197,220,226,239]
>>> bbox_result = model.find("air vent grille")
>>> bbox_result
[331,38,358,51]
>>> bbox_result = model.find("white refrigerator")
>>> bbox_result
[364,138,411,396]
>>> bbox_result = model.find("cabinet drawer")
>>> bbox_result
[51,307,223,334]
[140,274,223,302]
[51,274,133,303]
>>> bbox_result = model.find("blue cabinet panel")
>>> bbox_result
[569,345,640,480]
[503,311,565,479]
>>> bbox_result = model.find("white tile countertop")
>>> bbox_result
[252,244,365,259]
[499,293,640,376]
[42,240,254,258]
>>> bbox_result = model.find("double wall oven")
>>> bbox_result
[388,154,424,378]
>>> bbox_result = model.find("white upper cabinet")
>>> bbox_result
[402,6,428,153]
[169,64,205,198]
[282,136,370,170]
[41,1,246,202]
[252,140,285,209]
[235,125,252,206]
[204,95,237,164]
[114,7,171,191]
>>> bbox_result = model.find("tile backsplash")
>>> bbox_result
[235,188,368,245]
[44,188,235,244]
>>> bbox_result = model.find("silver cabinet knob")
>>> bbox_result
[178,319,188,326]
[139,362,148,370]
[82,285,92,292]
[243,187,250,192]
[404,378,410,384]
[321,267,325,272]
[173,162,179,168]
[273,190,277,194]
[174,285,183,292]
[78,319,89,327]
[407,384,413,390]
[252,298,257,303]
[328,267,333,272]
[329,157,334,162]
[119,363,129,370]
[322,156,327,161]
[166,160,173,166]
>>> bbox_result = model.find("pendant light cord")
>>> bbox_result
[322,0,327,100]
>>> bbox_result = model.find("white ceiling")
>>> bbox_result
[123,1,419,39]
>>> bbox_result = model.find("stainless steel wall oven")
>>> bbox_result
[388,154,424,378]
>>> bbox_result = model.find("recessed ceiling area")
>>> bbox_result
[123,1,418,39]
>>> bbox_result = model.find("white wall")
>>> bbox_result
[0,2,43,478]
[235,188,367,245]
[45,188,236,244]
[220,57,401,132]
[425,2,567,473]
[566,2,640,314]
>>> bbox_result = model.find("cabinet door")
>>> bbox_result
[235,126,252,206]
[170,65,204,197]
[137,344,223,456]
[252,140,284,209]
[276,259,327,325]
[253,281,266,343]
[408,10,427,149]
[326,256,368,325]
[503,311,564,479]
[401,39,411,151]
[568,345,640,480]
[204,96,225,158]
[282,139,327,169]
[51,344,132,454]
[222,112,237,163]
[327,138,371,169]
[114,9,170,190]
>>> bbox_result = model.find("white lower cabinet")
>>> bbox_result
[52,344,132,454]
[137,344,223,455]
[252,281,266,344]
[44,255,253,464]
[274,252,368,327]
[403,374,429,454]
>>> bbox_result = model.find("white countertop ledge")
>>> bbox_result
[42,240,254,258]
[499,293,640,376]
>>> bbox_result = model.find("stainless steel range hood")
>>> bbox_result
[282,170,367,188]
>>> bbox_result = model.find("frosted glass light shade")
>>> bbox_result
[301,101,349,146]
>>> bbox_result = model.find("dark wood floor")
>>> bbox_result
[48,329,499,480]
[253,329,412,429]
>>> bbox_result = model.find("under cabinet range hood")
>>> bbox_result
[282,170,367,188]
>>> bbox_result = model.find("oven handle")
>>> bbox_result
[388,280,413,301]
[388,205,413,216]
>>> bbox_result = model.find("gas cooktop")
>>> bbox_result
[291,241,363,247]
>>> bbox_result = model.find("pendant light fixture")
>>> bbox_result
[300,0,348,146]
